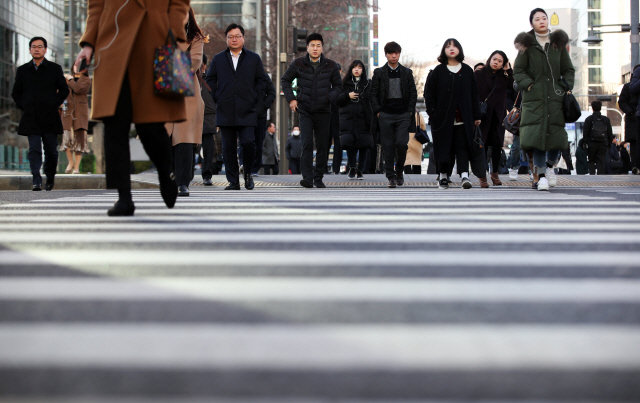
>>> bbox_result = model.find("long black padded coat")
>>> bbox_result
[281,53,342,114]
[335,78,374,149]
[423,63,481,163]
[12,58,69,136]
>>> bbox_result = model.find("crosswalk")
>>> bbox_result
[1,187,640,402]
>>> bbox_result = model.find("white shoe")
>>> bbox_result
[537,177,549,191]
[508,169,518,181]
[546,168,557,187]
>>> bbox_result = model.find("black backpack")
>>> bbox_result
[590,115,608,142]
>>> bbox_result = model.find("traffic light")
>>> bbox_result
[292,27,307,53]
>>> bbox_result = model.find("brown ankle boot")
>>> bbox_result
[479,177,490,188]
[490,173,502,186]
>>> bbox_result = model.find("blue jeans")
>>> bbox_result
[531,149,561,174]
[509,136,521,170]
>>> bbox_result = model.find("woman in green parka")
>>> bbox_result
[513,8,575,191]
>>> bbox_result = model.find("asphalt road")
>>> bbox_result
[0,184,639,402]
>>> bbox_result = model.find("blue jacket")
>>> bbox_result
[205,47,266,127]
[628,66,640,117]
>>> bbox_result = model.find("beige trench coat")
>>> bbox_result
[80,0,189,124]
[62,75,92,131]
[166,37,204,145]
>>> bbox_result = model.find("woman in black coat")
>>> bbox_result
[335,60,373,179]
[474,51,514,187]
[424,38,481,189]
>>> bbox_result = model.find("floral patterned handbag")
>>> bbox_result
[153,29,194,97]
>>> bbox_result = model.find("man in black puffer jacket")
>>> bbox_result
[281,33,342,188]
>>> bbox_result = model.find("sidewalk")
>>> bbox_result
[3,171,640,190]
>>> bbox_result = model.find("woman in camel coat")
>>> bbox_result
[75,0,189,216]
[165,7,206,197]
[61,72,91,174]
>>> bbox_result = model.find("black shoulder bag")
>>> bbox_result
[479,83,498,118]
[560,77,581,123]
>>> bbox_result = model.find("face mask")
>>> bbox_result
[292,130,300,136]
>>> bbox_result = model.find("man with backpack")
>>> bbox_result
[583,101,613,175]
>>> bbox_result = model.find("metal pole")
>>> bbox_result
[276,0,288,175]
[632,0,639,68]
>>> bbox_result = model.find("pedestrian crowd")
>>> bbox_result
[10,2,640,216]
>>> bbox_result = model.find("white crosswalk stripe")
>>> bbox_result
[1,187,639,402]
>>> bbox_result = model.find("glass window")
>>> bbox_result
[588,11,601,27]
[588,49,601,65]
[588,67,602,84]
[588,0,601,9]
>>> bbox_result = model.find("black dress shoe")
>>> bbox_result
[388,178,397,188]
[178,185,189,196]
[203,178,213,186]
[225,183,241,190]
[32,183,42,191]
[45,180,54,191]
[396,174,405,186]
[107,200,135,217]
[244,174,254,190]
[314,180,326,188]
[300,179,313,188]
[159,175,178,208]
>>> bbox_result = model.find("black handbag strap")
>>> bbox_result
[560,77,572,94]
[165,29,178,47]
[483,84,498,103]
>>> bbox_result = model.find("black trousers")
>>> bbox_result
[404,165,421,174]
[485,115,502,174]
[346,148,367,170]
[299,110,330,182]
[588,141,608,175]
[629,140,637,169]
[201,132,217,179]
[328,130,342,174]
[172,143,195,186]
[378,112,411,179]
[263,164,279,175]
[27,133,58,184]
[221,126,255,184]
[438,125,470,175]
[102,73,172,190]
[289,158,300,174]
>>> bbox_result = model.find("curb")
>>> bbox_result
[0,175,159,191]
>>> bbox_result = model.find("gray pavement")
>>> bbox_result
[0,183,639,402]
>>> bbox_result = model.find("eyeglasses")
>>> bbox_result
[227,35,243,40]
[30,45,45,49]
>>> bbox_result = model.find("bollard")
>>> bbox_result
[6,146,12,170]
[0,144,4,170]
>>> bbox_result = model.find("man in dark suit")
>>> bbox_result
[206,23,267,190]
[12,37,69,191]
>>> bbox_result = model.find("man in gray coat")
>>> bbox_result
[262,122,279,175]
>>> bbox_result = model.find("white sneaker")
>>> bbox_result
[508,169,518,181]
[546,168,557,187]
[537,177,549,191]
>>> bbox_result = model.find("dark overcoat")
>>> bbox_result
[423,63,481,162]
[513,29,575,151]
[205,47,267,127]
[281,53,342,114]
[335,78,373,149]
[370,63,418,136]
[474,68,514,145]
[12,58,69,136]
[257,73,276,119]
[618,82,638,142]
[629,66,640,116]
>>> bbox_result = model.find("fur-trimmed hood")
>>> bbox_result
[514,29,569,52]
